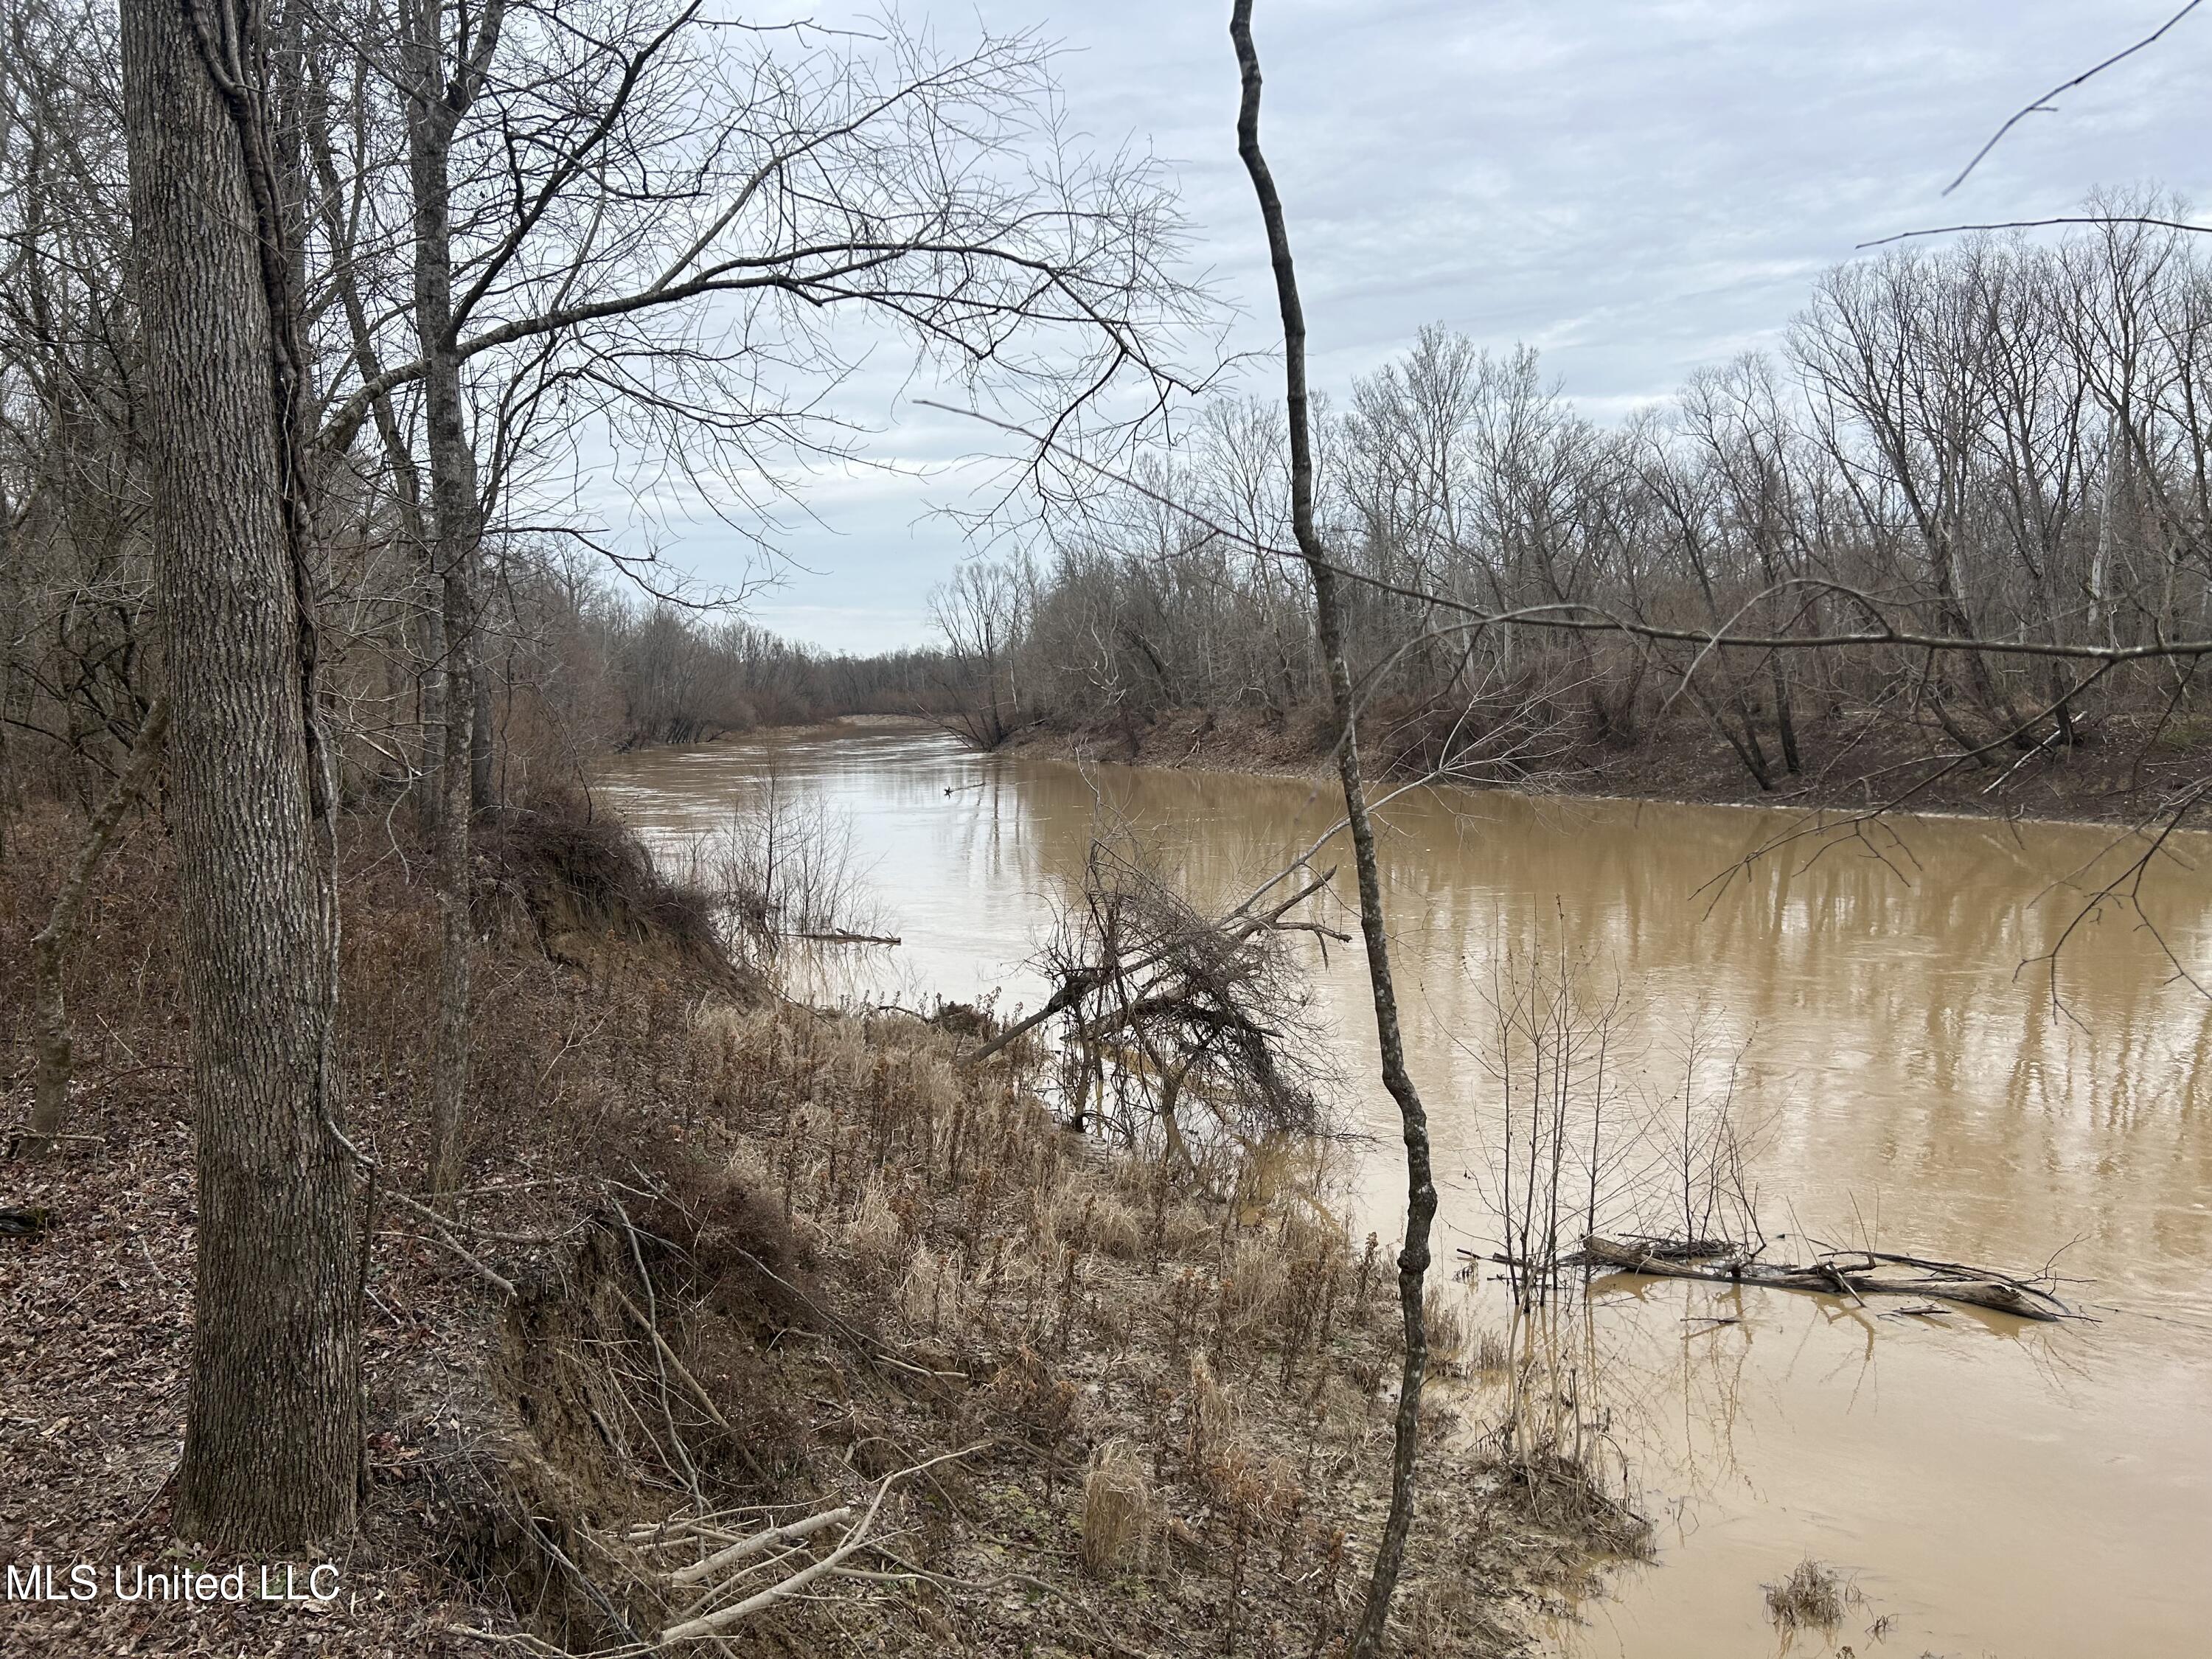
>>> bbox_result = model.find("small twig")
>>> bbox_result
[524,1514,647,1649]
[613,1197,706,1509]
[380,1222,515,1300]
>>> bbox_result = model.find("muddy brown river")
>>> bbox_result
[599,721,2212,1659]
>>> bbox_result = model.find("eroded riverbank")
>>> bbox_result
[1,790,1594,1659]
[599,723,2212,1659]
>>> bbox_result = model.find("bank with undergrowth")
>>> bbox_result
[1,792,1641,1658]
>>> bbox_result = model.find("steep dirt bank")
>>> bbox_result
[0,796,1630,1657]
[996,704,2212,827]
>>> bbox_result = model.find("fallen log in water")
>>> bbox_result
[1574,1235,2075,1322]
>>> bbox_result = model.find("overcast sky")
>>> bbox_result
[609,1,2212,653]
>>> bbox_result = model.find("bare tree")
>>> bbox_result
[1229,6,1438,1652]
[121,0,360,1547]
[930,554,1035,747]
[1028,821,1336,1169]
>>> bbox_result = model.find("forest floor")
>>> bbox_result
[995,703,2212,829]
[0,796,1641,1658]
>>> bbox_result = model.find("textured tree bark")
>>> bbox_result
[418,591,448,832]
[428,557,473,1199]
[401,0,500,1197]
[122,0,361,1548]
[1768,650,1802,773]
[21,698,170,1160]
[1228,7,1439,1654]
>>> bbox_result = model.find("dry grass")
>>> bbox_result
[0,787,1621,1659]
[1476,1326,1655,1570]
[842,1178,905,1285]
[1047,1184,1144,1261]
[1764,1557,1850,1630]
[1468,1324,1513,1377]
[1079,1439,1156,1578]
[1222,1237,1292,1338]
[1424,1285,1469,1377]
[1401,1572,1517,1659]
[1182,1351,1237,1472]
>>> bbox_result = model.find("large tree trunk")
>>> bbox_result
[428,556,473,1199]
[122,0,361,1548]
[1230,7,1438,1654]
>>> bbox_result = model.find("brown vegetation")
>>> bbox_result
[1763,1557,1851,1631]
[1,791,1624,1655]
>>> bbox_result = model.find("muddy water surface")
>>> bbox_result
[599,723,2212,1659]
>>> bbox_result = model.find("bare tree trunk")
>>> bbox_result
[20,698,170,1160]
[403,0,502,1197]
[419,587,448,832]
[1767,650,1801,773]
[304,87,438,815]
[0,496,21,864]
[1230,7,1437,1652]
[122,0,360,1548]
[428,564,472,1199]
[472,664,495,811]
[1682,669,1775,791]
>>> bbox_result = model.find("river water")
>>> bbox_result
[597,720,2212,1659]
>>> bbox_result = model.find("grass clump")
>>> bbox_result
[1079,1439,1156,1578]
[1423,1285,1469,1377]
[1467,1325,1512,1377]
[1764,1556,1850,1629]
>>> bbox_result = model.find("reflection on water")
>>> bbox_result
[599,721,2212,1659]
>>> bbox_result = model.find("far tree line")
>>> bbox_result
[24,199,2212,825]
[934,209,2212,792]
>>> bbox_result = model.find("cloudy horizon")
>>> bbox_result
[599,1,2212,655]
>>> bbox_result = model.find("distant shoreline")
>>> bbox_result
[636,706,2211,834]
[978,707,2211,833]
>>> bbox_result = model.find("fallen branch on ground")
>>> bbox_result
[656,1442,989,1641]
[664,1504,853,1589]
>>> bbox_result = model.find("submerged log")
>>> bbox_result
[1576,1235,2073,1322]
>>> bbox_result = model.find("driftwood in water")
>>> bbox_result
[1575,1235,2074,1322]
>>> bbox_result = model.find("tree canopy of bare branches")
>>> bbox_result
[939,209,2212,832]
